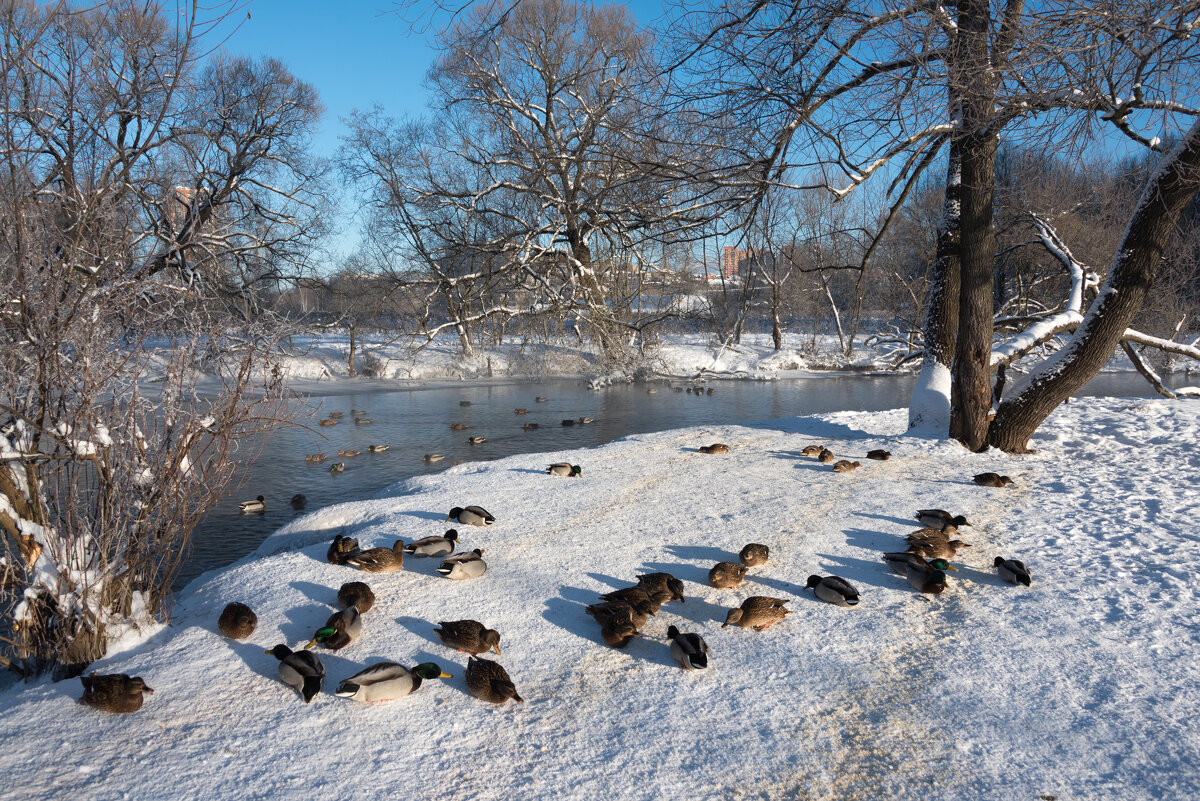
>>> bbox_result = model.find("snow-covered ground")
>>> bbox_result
[1,397,1198,800]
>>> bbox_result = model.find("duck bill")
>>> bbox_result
[438,671,453,679]
[304,638,319,649]
[142,686,155,694]
[945,565,959,572]
[492,644,502,656]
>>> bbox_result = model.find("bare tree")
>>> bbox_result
[0,0,325,675]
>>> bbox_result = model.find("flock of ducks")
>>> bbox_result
[79,397,1033,715]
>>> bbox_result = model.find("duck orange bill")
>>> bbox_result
[304,639,319,649]
[944,565,959,572]
[493,645,502,656]
[439,671,453,679]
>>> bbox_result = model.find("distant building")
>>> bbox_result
[721,246,766,278]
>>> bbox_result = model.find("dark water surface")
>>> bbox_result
[177,370,1191,590]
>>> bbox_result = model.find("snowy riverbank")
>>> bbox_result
[1,397,1198,800]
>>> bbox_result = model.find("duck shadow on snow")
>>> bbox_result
[278,603,333,645]
[394,615,445,649]
[814,553,898,591]
[640,560,710,587]
[541,595,598,644]
[741,417,872,439]
[665,544,735,563]
[403,510,454,523]
[507,467,548,475]
[851,510,915,528]
[584,571,632,590]
[843,526,898,551]
[289,579,337,606]
[745,573,806,596]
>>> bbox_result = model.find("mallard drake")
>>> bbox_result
[328,412,344,419]
[290,494,307,510]
[547,463,582,477]
[434,620,502,655]
[467,436,486,445]
[514,408,527,414]
[306,606,362,651]
[906,538,972,560]
[318,419,338,427]
[337,449,361,457]
[335,662,451,703]
[994,556,1032,586]
[450,423,468,431]
[327,534,361,565]
[368,444,389,453]
[459,400,472,407]
[601,615,641,648]
[354,418,372,425]
[973,472,1015,488]
[866,449,891,461]
[882,552,956,594]
[218,602,257,639]
[667,625,709,670]
[561,419,576,426]
[723,597,791,630]
[800,445,825,457]
[915,509,972,530]
[697,443,730,454]
[424,453,445,462]
[437,549,486,580]
[404,529,460,558]
[739,543,770,567]
[337,581,375,614]
[523,422,539,430]
[586,600,653,630]
[465,656,523,704]
[239,495,265,513]
[636,572,685,602]
[708,561,748,589]
[535,396,549,402]
[832,460,861,473]
[78,673,153,713]
[266,644,324,703]
[706,387,715,395]
[329,463,345,474]
[817,448,835,463]
[346,540,405,573]
[805,575,860,607]
[447,506,494,526]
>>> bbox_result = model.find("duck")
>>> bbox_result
[578,417,594,424]
[459,400,472,407]
[561,419,576,426]
[601,587,673,614]
[404,529,460,558]
[817,448,835,463]
[328,412,344,419]
[467,436,486,445]
[994,556,1032,586]
[465,656,523,704]
[906,538,972,560]
[318,419,338,427]
[904,525,959,542]
[667,625,709,670]
[351,409,367,416]
[434,620,502,655]
[326,534,361,565]
[337,449,361,457]
[535,396,549,402]
[305,453,328,463]
[514,408,527,414]
[523,422,539,430]
[706,388,715,395]
[832,460,861,473]
[866,449,891,461]
[974,472,1015,488]
[450,423,468,431]
[882,552,956,594]
[547,463,582,477]
[447,506,495,526]
[290,494,307,510]
[306,606,362,651]
[722,597,791,630]
[353,418,372,425]
[800,445,825,457]
[437,549,487,580]
[673,386,684,392]
[739,543,770,567]
[636,572,685,602]
[645,387,658,394]
[368,444,389,453]
[337,581,375,614]
[345,540,405,573]
[697,443,730,454]
[78,673,154,713]
[329,463,345,474]
[805,575,860,607]
[238,495,265,513]
[424,453,445,462]
[601,615,641,648]
[708,561,748,589]
[915,509,972,530]
[266,644,324,703]
[217,602,257,639]
[586,600,653,630]
[335,662,451,703]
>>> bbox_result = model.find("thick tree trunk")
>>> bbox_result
[909,141,961,432]
[988,119,1200,452]
[347,325,357,378]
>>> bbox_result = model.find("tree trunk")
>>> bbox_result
[988,119,1200,452]
[909,140,961,431]
[347,324,357,378]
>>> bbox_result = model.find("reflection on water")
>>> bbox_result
[177,370,1190,589]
